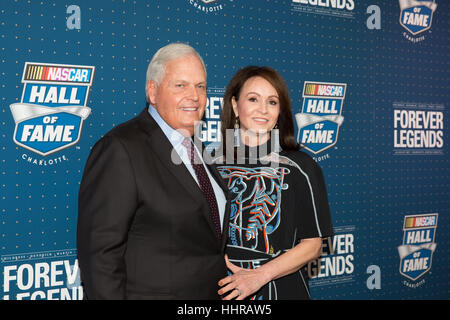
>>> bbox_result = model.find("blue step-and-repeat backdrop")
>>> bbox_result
[1,0,448,300]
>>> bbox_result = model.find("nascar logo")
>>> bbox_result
[398,214,438,281]
[399,0,437,36]
[10,62,95,156]
[295,81,346,154]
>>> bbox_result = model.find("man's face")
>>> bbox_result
[147,54,207,136]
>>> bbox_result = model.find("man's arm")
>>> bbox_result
[77,135,138,299]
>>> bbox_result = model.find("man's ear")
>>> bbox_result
[146,80,158,105]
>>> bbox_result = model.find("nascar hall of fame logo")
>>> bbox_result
[398,214,438,287]
[187,0,227,14]
[399,0,437,43]
[295,82,345,160]
[9,62,95,163]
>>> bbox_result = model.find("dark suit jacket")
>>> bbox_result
[77,108,231,299]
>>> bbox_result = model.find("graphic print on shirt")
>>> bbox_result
[217,166,290,254]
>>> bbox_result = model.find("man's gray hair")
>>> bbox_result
[146,43,207,101]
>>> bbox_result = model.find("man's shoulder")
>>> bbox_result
[103,108,154,141]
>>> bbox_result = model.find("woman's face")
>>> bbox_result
[232,76,280,143]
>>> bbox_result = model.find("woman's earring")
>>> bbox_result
[272,123,280,152]
[234,117,240,147]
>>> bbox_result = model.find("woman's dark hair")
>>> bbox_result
[220,66,300,153]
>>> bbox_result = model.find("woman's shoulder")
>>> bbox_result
[279,149,321,174]
[279,148,315,164]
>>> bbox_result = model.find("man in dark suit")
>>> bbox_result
[77,43,230,299]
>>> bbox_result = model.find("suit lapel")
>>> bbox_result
[196,139,232,251]
[137,109,226,247]
[139,111,204,206]
[205,160,231,251]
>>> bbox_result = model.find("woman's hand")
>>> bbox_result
[217,255,272,300]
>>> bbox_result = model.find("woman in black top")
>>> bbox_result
[214,66,334,300]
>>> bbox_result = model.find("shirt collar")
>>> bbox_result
[148,104,185,147]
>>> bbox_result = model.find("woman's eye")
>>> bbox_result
[269,100,278,105]
[249,97,257,102]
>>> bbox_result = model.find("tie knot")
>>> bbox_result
[182,137,196,164]
[182,137,192,149]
